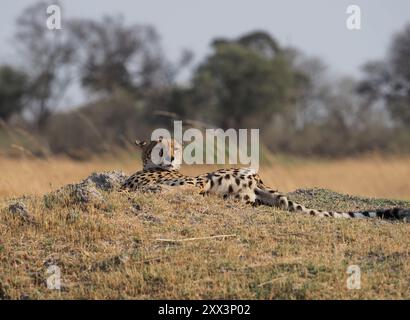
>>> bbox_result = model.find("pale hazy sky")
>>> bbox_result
[1,0,410,105]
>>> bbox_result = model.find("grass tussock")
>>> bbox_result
[0,180,409,299]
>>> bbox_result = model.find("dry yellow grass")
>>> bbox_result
[0,154,409,299]
[259,154,410,201]
[0,186,409,299]
[1,154,410,200]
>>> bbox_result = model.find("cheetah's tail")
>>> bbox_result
[254,188,410,222]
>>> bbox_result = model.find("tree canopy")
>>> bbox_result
[181,32,298,129]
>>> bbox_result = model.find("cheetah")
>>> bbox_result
[121,137,410,222]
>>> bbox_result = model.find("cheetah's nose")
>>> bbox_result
[171,156,175,162]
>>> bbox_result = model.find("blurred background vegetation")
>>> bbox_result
[1,1,410,160]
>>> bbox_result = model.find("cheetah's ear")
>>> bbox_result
[135,140,147,149]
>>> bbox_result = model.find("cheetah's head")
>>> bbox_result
[135,137,182,171]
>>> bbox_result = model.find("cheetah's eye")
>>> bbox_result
[159,148,164,157]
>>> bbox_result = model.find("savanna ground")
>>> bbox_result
[0,153,409,299]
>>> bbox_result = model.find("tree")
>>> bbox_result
[189,31,297,128]
[68,15,173,96]
[0,65,28,120]
[358,23,410,127]
[391,24,410,84]
[281,48,329,127]
[14,1,75,129]
[389,23,410,125]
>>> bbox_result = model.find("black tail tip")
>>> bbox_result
[377,207,410,221]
